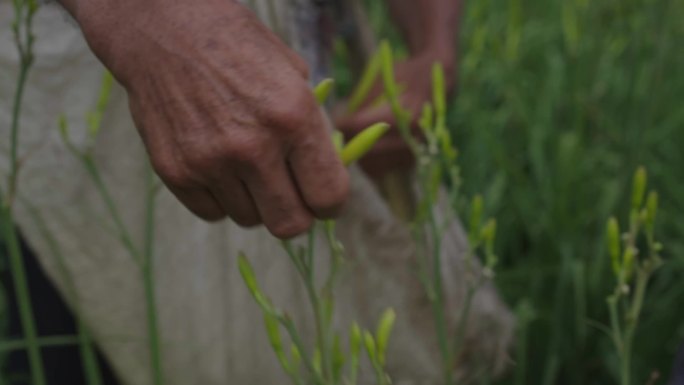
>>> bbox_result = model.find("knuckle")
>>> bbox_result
[151,156,193,188]
[262,87,318,134]
[182,141,224,172]
[269,214,313,240]
[223,137,267,168]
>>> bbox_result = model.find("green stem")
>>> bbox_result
[143,167,164,385]
[0,206,46,385]
[619,270,650,385]
[82,157,143,265]
[143,263,164,385]
[453,283,479,366]
[427,207,451,385]
[283,238,332,383]
[81,156,163,385]
[280,315,326,385]
[607,295,623,356]
[24,201,104,385]
[7,64,29,204]
[0,335,80,353]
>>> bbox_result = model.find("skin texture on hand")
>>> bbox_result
[58,0,350,239]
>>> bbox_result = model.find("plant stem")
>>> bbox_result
[7,64,29,204]
[143,263,163,385]
[80,155,163,385]
[82,157,143,265]
[284,236,333,382]
[619,269,650,385]
[24,201,104,385]
[280,315,326,385]
[0,335,81,353]
[143,167,164,385]
[3,3,43,379]
[607,295,623,354]
[426,200,452,385]
[0,206,46,385]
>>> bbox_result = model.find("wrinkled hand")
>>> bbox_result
[80,0,349,238]
[335,51,455,178]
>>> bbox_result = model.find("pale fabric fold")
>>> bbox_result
[0,2,513,384]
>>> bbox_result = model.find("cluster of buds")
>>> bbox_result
[606,167,663,291]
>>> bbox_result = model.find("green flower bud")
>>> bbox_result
[631,167,647,210]
[350,323,362,355]
[263,313,291,374]
[340,123,390,166]
[331,131,345,153]
[622,246,636,282]
[364,331,378,363]
[86,71,114,138]
[290,344,302,369]
[469,195,484,241]
[313,78,335,105]
[375,308,396,365]
[238,253,275,313]
[606,217,621,275]
[481,218,497,244]
[432,63,447,129]
[347,50,382,114]
[419,102,434,138]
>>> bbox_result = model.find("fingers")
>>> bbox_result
[166,185,227,222]
[240,158,314,239]
[287,109,350,219]
[210,177,261,227]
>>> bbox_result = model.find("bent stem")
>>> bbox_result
[82,155,164,385]
[23,201,104,385]
[0,205,46,385]
[60,76,164,385]
[2,1,45,384]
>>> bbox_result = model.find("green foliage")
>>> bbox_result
[451,0,683,384]
[361,0,684,383]
[606,168,663,385]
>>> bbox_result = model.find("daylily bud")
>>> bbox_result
[340,123,390,166]
[313,78,335,105]
[631,167,647,211]
[364,331,378,363]
[622,246,636,282]
[375,308,396,365]
[263,313,291,374]
[331,131,345,153]
[432,63,447,129]
[469,195,484,241]
[606,217,621,275]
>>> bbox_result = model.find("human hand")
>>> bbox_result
[74,0,349,239]
[335,49,456,178]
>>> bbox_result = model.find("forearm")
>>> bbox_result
[386,0,462,57]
